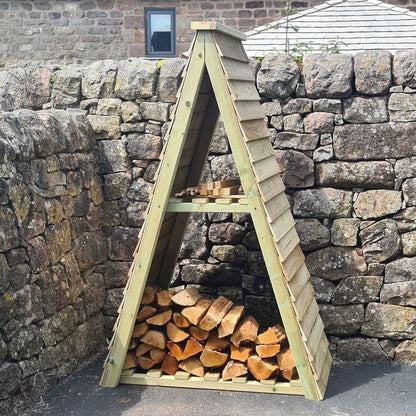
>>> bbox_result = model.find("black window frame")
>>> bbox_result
[145,8,176,58]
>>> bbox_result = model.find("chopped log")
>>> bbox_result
[179,357,205,377]
[156,289,175,307]
[171,287,201,307]
[276,347,297,381]
[166,341,183,361]
[222,360,248,381]
[230,344,253,362]
[150,348,166,364]
[205,329,230,351]
[128,338,139,350]
[200,349,229,368]
[189,326,210,342]
[198,296,233,331]
[181,337,204,360]
[141,286,156,305]
[218,305,244,338]
[132,322,149,338]
[172,312,191,329]
[230,316,259,347]
[136,305,157,322]
[255,327,279,345]
[146,310,172,326]
[182,298,213,325]
[137,355,155,371]
[135,343,153,357]
[140,330,167,350]
[123,351,137,370]
[255,344,281,358]
[161,352,178,375]
[247,354,278,380]
[166,322,189,342]
[272,324,287,344]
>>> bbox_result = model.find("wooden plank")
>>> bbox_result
[119,373,305,396]
[281,245,305,282]
[316,351,332,400]
[264,191,291,224]
[234,101,266,122]
[306,316,325,361]
[258,174,286,203]
[166,201,250,213]
[288,263,310,300]
[229,80,260,101]
[246,138,275,163]
[213,31,249,62]
[191,21,247,41]
[270,208,296,243]
[294,282,315,322]
[275,227,300,262]
[100,32,207,388]
[239,119,269,141]
[311,335,329,378]
[220,57,255,81]
[300,300,320,341]
[204,31,321,400]
[252,155,281,183]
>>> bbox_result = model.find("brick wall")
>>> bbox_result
[1,0,415,68]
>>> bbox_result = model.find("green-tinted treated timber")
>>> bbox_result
[166,201,250,213]
[100,32,207,388]
[119,373,305,395]
[204,32,321,401]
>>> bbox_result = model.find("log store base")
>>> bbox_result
[100,21,332,401]
[120,370,305,396]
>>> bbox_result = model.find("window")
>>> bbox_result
[145,8,176,57]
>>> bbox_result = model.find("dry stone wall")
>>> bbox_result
[1,50,416,411]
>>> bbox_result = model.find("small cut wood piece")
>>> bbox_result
[179,357,205,377]
[247,354,279,381]
[230,316,259,347]
[255,325,287,345]
[222,360,248,381]
[128,338,139,350]
[218,305,244,338]
[135,343,153,357]
[181,337,204,360]
[230,344,253,362]
[140,330,167,350]
[146,310,172,326]
[172,312,191,329]
[171,287,201,307]
[131,322,149,338]
[136,305,157,322]
[205,329,230,351]
[156,290,175,307]
[166,341,183,361]
[189,326,210,342]
[150,348,166,364]
[276,347,298,381]
[181,298,213,325]
[198,296,233,331]
[137,355,155,371]
[141,286,156,305]
[166,322,189,342]
[161,352,178,375]
[255,344,281,358]
[200,349,229,368]
[123,351,137,370]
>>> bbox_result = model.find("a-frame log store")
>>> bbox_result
[100,21,332,400]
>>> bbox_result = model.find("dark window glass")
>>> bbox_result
[145,8,176,57]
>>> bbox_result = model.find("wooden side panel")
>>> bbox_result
[240,119,269,141]
[252,155,281,182]
[299,300,320,341]
[220,57,255,81]
[306,316,325,361]
[288,263,310,300]
[258,174,286,203]
[264,192,291,223]
[246,138,275,163]
[234,101,266,121]
[229,80,260,101]
[270,208,296,243]
[275,227,300,262]
[282,245,305,281]
[213,31,249,62]
[294,283,315,321]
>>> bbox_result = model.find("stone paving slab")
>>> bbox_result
[24,354,416,416]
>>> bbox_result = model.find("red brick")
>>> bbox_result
[129,43,145,58]
[124,15,143,29]
[133,29,145,43]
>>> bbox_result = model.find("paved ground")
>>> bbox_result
[26,354,415,416]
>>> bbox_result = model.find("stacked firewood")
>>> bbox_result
[123,287,297,382]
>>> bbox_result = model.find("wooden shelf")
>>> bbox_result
[120,371,304,395]
[166,198,250,213]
